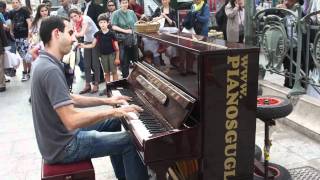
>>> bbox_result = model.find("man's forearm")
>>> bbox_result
[71,94,110,108]
[69,109,117,130]
[57,105,117,131]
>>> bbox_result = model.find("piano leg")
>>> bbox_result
[149,162,172,180]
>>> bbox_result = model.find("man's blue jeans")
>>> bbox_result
[59,118,149,180]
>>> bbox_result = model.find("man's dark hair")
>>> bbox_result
[40,16,66,46]
[144,50,154,59]
[97,13,110,23]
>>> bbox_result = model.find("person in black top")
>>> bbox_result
[8,0,32,82]
[79,13,120,96]
[151,0,177,27]
[82,0,104,27]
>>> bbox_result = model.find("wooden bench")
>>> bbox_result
[41,159,95,180]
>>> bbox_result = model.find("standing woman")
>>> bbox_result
[106,0,117,19]
[191,0,210,36]
[69,8,100,94]
[151,0,177,27]
[30,4,49,46]
[225,0,245,43]
[111,0,138,78]
[0,21,8,92]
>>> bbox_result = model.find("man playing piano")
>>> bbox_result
[30,16,149,180]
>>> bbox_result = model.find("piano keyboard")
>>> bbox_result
[112,89,167,141]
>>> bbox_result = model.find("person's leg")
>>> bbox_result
[60,119,149,180]
[16,39,27,81]
[107,53,118,81]
[21,38,31,77]
[120,44,129,78]
[81,47,93,94]
[283,49,297,88]
[78,48,85,73]
[9,39,16,54]
[85,119,148,180]
[112,71,118,81]
[91,46,100,93]
[0,54,5,91]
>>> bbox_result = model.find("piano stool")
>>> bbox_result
[41,159,95,180]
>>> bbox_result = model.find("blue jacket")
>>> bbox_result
[192,3,210,36]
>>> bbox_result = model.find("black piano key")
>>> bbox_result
[118,89,167,134]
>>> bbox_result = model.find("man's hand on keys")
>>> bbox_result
[107,95,132,105]
[113,104,144,120]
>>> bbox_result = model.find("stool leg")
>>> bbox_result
[264,119,274,180]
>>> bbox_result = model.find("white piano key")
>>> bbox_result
[131,120,152,140]
[112,90,152,140]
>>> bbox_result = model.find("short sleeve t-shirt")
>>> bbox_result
[94,30,117,55]
[31,51,77,163]
[111,9,137,29]
[8,7,30,38]
[82,15,99,42]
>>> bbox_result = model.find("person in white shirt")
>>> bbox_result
[69,8,100,94]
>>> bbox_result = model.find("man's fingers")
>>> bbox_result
[130,105,143,112]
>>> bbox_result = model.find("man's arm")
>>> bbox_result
[56,103,142,131]
[79,38,97,49]
[71,93,130,108]
[27,18,32,39]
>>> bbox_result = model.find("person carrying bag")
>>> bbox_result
[111,0,138,78]
[114,11,137,48]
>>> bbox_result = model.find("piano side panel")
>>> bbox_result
[143,126,201,164]
[200,50,259,180]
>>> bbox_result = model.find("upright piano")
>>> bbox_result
[107,32,260,180]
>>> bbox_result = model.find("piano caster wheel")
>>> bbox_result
[254,162,291,180]
[257,96,293,121]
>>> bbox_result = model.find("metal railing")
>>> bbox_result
[254,6,320,96]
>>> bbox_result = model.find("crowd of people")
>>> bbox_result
[0,0,214,94]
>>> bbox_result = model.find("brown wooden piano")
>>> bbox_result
[107,32,260,180]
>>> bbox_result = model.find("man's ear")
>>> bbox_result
[52,29,60,40]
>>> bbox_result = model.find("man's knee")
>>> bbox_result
[108,118,122,131]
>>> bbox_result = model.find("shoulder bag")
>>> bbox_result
[115,11,136,47]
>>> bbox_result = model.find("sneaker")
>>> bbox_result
[0,87,5,92]
[21,73,29,82]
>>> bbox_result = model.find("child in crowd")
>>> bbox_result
[143,50,154,65]
[79,13,120,96]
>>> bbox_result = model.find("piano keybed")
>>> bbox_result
[113,88,173,140]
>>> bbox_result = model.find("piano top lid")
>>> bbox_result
[128,62,196,129]
[136,32,260,55]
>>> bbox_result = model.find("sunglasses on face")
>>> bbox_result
[108,4,115,6]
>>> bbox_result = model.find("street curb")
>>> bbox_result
[259,80,320,142]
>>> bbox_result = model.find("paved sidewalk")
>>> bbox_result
[1,65,320,179]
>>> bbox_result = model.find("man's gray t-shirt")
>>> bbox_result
[31,51,78,163]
